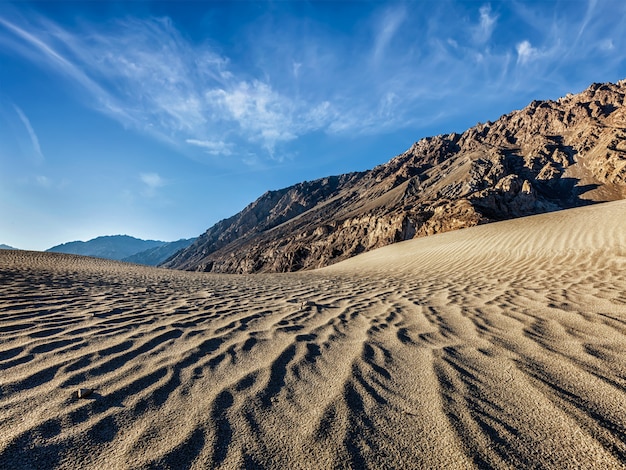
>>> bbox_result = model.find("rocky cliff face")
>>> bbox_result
[163,80,626,273]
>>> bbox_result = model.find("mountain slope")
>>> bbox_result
[123,238,196,266]
[0,244,16,250]
[47,235,165,261]
[163,79,626,274]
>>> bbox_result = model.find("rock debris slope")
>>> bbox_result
[164,80,626,273]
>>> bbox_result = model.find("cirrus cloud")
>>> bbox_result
[140,172,164,197]
[1,1,626,166]
[516,40,538,65]
[13,104,43,163]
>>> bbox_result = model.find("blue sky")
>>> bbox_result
[1,1,625,250]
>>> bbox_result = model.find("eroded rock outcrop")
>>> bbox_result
[163,79,626,273]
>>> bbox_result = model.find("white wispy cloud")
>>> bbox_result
[372,6,405,64]
[575,0,598,43]
[186,139,233,156]
[0,14,336,159]
[2,1,625,165]
[516,40,538,65]
[35,175,51,188]
[205,80,336,155]
[598,39,614,51]
[60,16,210,135]
[473,4,497,44]
[13,105,43,162]
[206,81,297,150]
[140,172,164,197]
[292,61,302,79]
[140,172,164,188]
[0,17,133,126]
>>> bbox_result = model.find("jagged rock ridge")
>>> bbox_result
[163,79,626,273]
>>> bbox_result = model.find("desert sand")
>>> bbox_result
[1,201,626,469]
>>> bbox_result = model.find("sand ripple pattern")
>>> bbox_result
[1,202,626,469]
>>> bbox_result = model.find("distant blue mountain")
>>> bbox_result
[123,238,196,266]
[46,235,166,261]
[0,244,16,250]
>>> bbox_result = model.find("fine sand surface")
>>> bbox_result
[1,201,626,469]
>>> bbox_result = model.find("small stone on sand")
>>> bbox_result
[76,388,94,399]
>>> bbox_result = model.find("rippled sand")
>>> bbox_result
[1,201,626,469]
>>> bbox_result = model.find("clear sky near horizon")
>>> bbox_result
[1,1,625,250]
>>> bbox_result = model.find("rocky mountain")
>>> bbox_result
[163,79,626,274]
[123,238,196,266]
[47,235,166,261]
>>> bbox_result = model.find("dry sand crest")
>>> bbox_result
[1,201,626,469]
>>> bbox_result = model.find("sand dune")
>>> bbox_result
[1,201,626,469]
